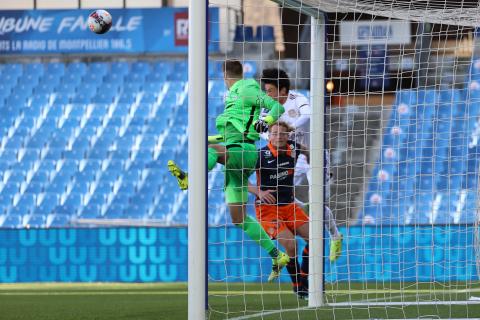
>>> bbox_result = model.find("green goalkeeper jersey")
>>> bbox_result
[216,79,285,143]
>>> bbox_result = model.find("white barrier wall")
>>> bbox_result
[81,0,124,8]
[37,0,78,9]
[0,0,34,9]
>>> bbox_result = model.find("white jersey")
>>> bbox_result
[279,90,311,147]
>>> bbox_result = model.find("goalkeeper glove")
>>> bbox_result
[254,115,274,133]
[208,134,224,144]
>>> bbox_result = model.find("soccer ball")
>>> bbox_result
[88,10,112,34]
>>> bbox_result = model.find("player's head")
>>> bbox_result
[261,68,290,103]
[268,121,292,149]
[223,60,243,88]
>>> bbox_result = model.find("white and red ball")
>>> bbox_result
[88,10,112,34]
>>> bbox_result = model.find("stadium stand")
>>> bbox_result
[2,59,478,228]
[359,82,480,225]
[0,60,203,228]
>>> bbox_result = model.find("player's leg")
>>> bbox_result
[287,204,310,291]
[228,202,280,258]
[276,227,307,299]
[225,143,289,280]
[168,144,226,190]
[325,205,342,262]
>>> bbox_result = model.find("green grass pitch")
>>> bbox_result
[1,282,480,319]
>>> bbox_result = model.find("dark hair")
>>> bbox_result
[261,68,290,92]
[223,60,243,78]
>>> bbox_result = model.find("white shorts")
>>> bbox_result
[293,154,331,203]
[294,154,310,203]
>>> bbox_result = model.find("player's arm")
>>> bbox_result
[242,85,285,124]
[297,142,310,163]
[251,91,286,133]
[293,102,311,128]
[248,182,276,204]
[249,157,276,204]
[258,90,285,124]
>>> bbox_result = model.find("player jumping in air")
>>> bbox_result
[261,68,343,262]
[168,60,289,281]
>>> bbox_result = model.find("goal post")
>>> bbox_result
[188,0,206,319]
[309,12,326,307]
[200,0,480,319]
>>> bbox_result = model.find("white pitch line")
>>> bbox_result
[3,288,478,297]
[0,291,188,295]
[228,302,480,320]
[329,300,480,307]
[227,306,316,320]
[209,287,480,295]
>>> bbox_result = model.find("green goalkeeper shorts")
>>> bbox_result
[224,142,258,204]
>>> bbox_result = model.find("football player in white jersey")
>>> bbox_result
[260,68,342,261]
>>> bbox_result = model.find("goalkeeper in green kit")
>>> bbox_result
[168,60,289,281]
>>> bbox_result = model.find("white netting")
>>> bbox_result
[205,0,480,319]
[279,0,480,27]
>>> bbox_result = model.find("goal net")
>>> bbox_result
[203,0,480,319]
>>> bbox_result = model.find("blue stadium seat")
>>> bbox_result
[80,203,102,218]
[104,73,124,84]
[123,82,142,93]
[125,73,145,83]
[67,62,87,75]
[104,203,126,218]
[26,132,50,149]
[113,192,132,206]
[131,61,151,74]
[26,214,46,228]
[46,62,65,75]
[110,61,130,75]
[153,61,173,74]
[71,180,90,194]
[35,82,56,94]
[146,72,167,82]
[144,81,165,93]
[88,193,107,206]
[35,193,59,215]
[60,192,83,215]
[56,82,77,94]
[125,203,149,218]
[92,92,116,103]
[119,92,137,104]
[49,214,71,227]
[98,82,122,94]
[83,72,105,83]
[95,181,114,193]
[2,215,22,228]
[25,182,44,194]
[41,73,62,86]
[0,60,206,226]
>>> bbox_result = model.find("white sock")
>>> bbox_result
[325,206,340,239]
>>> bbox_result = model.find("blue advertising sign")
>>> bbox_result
[0,8,219,55]
[0,225,477,283]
